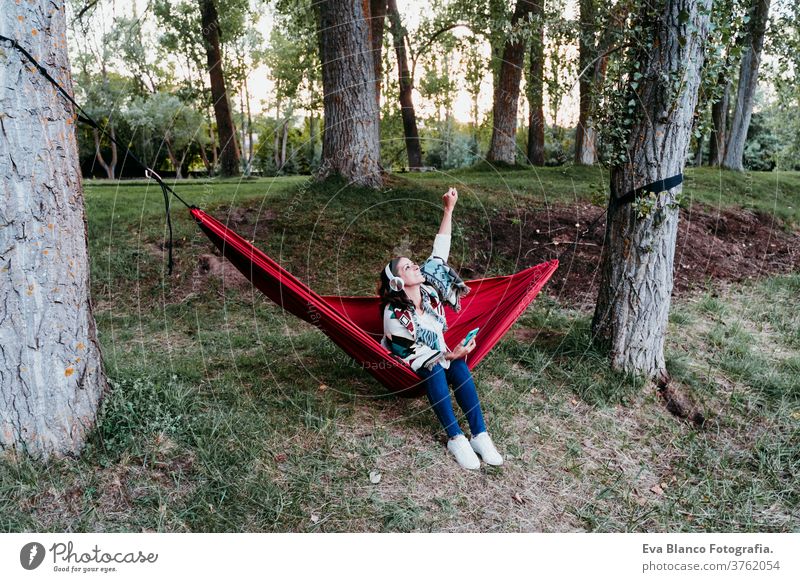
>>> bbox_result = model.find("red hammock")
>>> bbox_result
[191,208,558,397]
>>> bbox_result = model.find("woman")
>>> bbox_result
[378,187,503,471]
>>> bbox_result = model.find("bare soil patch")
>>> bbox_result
[460,202,800,309]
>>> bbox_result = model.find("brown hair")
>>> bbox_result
[377,257,414,320]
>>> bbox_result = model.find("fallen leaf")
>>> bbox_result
[512,493,526,505]
[310,514,319,524]
[369,470,382,484]
[650,484,664,496]
[274,453,287,463]
[570,398,578,406]
[318,384,328,392]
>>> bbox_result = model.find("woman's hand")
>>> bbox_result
[442,187,458,212]
[445,337,476,360]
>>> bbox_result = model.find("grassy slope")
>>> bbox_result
[0,168,797,532]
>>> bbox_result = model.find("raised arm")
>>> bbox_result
[432,188,457,261]
[438,187,457,236]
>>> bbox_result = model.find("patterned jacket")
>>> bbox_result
[381,234,470,373]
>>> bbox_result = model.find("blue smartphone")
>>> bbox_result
[462,327,480,346]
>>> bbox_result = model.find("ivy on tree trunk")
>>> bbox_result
[592,0,711,383]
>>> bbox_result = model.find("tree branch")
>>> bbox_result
[410,22,480,81]
[73,0,100,25]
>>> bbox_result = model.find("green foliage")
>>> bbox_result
[251,116,309,176]
[94,375,195,458]
[125,91,208,173]
[764,1,800,170]
[743,111,779,171]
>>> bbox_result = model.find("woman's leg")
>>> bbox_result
[416,364,463,438]
[445,359,487,436]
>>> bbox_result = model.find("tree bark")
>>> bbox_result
[92,126,116,179]
[592,0,710,383]
[199,0,241,177]
[281,116,289,169]
[0,0,107,458]
[164,137,182,179]
[387,0,422,169]
[308,111,320,169]
[316,0,383,187]
[245,75,254,174]
[199,139,212,174]
[575,0,597,165]
[722,0,771,171]
[487,0,536,164]
[693,129,704,166]
[370,0,387,105]
[526,1,545,166]
[274,90,282,170]
[708,71,730,166]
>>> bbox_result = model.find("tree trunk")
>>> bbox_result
[199,141,212,174]
[308,111,320,169]
[722,0,771,171]
[370,0,387,105]
[316,0,383,187]
[708,71,730,165]
[245,75,254,175]
[281,116,289,169]
[199,0,241,177]
[0,1,107,458]
[694,129,704,166]
[92,127,114,179]
[387,0,422,169]
[526,1,545,166]
[575,0,597,165]
[208,115,219,172]
[274,91,282,170]
[239,82,247,171]
[164,137,182,179]
[592,0,710,383]
[108,124,118,179]
[487,0,536,164]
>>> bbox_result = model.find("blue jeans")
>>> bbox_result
[416,358,487,438]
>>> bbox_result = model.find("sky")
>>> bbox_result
[67,0,580,127]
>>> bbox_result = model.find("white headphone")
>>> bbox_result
[385,262,405,292]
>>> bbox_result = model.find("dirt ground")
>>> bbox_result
[460,202,800,309]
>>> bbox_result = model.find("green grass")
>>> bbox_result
[0,169,798,532]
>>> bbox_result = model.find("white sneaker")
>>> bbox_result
[447,435,481,470]
[470,432,503,466]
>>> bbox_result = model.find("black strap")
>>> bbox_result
[0,33,196,275]
[613,173,684,208]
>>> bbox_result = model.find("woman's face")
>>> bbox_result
[395,257,425,287]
